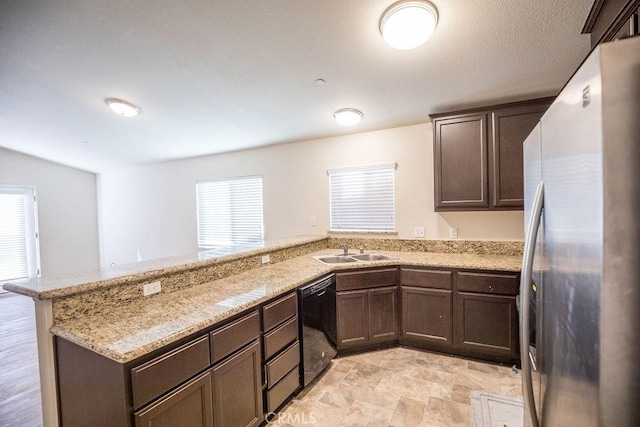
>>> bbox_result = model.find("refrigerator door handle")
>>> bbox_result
[520,181,544,427]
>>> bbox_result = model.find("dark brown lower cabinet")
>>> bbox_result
[336,289,368,348]
[336,286,398,350]
[211,340,263,427]
[135,370,213,427]
[455,292,518,360]
[401,286,452,346]
[369,287,398,342]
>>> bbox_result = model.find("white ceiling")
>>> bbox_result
[0,0,594,173]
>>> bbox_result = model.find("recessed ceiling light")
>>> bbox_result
[315,79,326,86]
[106,98,141,117]
[334,108,363,126]
[379,1,438,50]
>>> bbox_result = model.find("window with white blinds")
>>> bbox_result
[196,176,264,247]
[329,164,396,232]
[0,186,39,283]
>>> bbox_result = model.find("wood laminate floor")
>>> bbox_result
[0,292,43,427]
[277,347,523,426]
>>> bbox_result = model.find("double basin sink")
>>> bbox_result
[313,253,393,265]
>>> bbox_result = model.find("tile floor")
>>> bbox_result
[273,347,522,427]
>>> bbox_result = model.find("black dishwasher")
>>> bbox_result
[297,274,337,387]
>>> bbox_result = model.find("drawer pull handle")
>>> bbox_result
[489,285,494,292]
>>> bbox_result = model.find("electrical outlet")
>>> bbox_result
[143,281,161,296]
[414,227,425,238]
[450,227,458,239]
[310,216,317,227]
[262,254,270,264]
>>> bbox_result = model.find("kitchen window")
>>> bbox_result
[196,175,264,247]
[328,163,396,232]
[0,186,40,284]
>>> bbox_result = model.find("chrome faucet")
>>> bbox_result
[342,244,349,256]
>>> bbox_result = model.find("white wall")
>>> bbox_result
[98,123,524,266]
[0,147,100,277]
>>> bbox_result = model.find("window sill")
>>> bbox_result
[328,230,398,237]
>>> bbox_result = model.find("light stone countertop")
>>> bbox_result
[50,249,522,364]
[3,235,327,299]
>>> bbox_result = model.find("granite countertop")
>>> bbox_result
[51,249,522,364]
[3,235,327,299]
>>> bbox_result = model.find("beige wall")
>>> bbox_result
[0,147,100,277]
[98,123,524,266]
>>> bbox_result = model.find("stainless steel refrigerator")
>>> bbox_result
[520,36,640,427]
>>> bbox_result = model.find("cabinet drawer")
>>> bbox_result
[132,335,210,409]
[210,310,261,364]
[457,271,519,295]
[266,367,299,413]
[266,341,300,388]
[263,292,297,332]
[264,317,298,360]
[336,268,398,291]
[400,268,452,289]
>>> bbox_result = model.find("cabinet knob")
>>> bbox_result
[489,285,494,292]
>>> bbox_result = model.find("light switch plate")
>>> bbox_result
[310,216,317,227]
[414,227,425,238]
[450,227,458,239]
[143,281,161,296]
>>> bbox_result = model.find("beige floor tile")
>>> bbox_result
[331,358,357,373]
[389,396,426,427]
[334,381,374,399]
[342,362,387,389]
[453,367,503,393]
[318,390,354,409]
[467,360,501,375]
[341,400,395,426]
[284,399,347,426]
[421,367,454,384]
[361,386,403,410]
[451,383,474,405]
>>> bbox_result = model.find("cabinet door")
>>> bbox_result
[135,370,213,427]
[401,286,452,346]
[211,340,263,427]
[455,292,518,359]
[491,104,547,208]
[336,290,368,348]
[368,286,398,343]
[434,113,489,210]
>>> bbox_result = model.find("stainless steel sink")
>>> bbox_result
[313,253,392,265]
[313,255,359,264]
[350,254,392,261]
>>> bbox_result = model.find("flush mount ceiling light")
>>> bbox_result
[379,0,438,50]
[333,108,363,126]
[106,98,141,117]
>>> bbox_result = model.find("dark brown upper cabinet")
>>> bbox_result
[582,0,640,48]
[431,98,552,212]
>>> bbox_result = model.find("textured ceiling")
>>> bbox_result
[0,0,593,173]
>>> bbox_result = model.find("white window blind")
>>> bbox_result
[329,164,396,232]
[0,187,39,282]
[196,176,264,247]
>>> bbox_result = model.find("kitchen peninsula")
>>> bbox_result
[5,235,522,426]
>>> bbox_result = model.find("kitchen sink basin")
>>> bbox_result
[350,254,392,261]
[313,255,359,264]
[313,253,393,265]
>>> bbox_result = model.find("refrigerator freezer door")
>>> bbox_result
[539,45,603,426]
[522,123,544,427]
